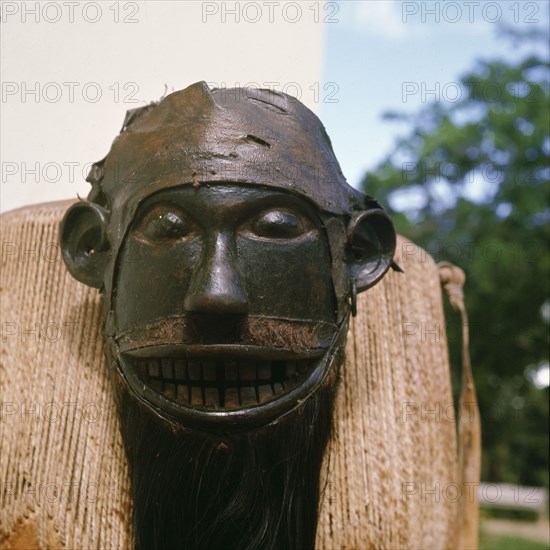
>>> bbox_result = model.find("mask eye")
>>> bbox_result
[246,208,312,240]
[136,204,197,242]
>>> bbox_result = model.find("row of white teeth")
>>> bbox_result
[136,358,308,384]
[133,358,311,408]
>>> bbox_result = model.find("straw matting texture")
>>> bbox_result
[1,201,459,549]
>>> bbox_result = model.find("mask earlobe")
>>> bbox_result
[346,209,396,292]
[59,201,110,289]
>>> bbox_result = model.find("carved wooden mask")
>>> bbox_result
[59,82,396,549]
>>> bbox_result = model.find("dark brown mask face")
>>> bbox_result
[59,82,397,550]
[111,183,343,431]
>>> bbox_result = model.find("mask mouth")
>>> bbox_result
[130,355,317,409]
[116,324,347,432]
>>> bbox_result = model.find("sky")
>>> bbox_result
[319,0,550,189]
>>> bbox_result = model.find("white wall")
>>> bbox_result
[1,1,326,212]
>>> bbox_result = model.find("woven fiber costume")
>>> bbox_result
[0,83,480,550]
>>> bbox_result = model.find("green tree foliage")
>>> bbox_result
[363,33,549,488]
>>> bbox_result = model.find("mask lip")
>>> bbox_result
[113,312,349,433]
[122,344,327,360]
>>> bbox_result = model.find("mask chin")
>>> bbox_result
[108,314,350,433]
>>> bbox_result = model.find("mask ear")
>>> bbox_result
[59,202,110,289]
[346,209,396,292]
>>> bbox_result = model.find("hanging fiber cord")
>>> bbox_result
[439,261,481,549]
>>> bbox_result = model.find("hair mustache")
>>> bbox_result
[242,317,336,350]
[116,316,338,353]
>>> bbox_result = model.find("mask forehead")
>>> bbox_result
[93,82,370,245]
[107,83,359,201]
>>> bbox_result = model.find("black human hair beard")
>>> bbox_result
[116,365,340,550]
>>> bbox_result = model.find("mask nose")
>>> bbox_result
[184,233,248,315]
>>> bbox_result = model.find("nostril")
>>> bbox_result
[184,310,246,343]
